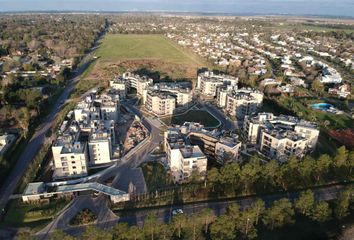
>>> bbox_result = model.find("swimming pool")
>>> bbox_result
[310,103,334,111]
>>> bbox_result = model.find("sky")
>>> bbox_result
[0,0,353,17]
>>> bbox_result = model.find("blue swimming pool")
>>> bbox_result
[310,103,334,110]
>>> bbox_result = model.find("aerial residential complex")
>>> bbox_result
[243,112,320,162]
[110,72,193,116]
[52,91,119,179]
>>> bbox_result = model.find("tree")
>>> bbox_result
[198,208,215,234]
[157,223,173,240]
[335,188,353,219]
[207,168,220,192]
[263,198,295,230]
[314,154,332,182]
[226,203,241,221]
[50,230,75,240]
[126,225,144,240]
[334,146,348,167]
[81,226,112,240]
[299,156,316,186]
[186,213,203,240]
[240,158,261,194]
[144,213,159,240]
[311,201,332,222]
[311,79,325,96]
[172,213,187,239]
[112,222,130,240]
[295,190,315,216]
[262,160,280,189]
[17,107,30,138]
[238,209,258,239]
[210,215,236,240]
[219,163,240,190]
[251,199,265,225]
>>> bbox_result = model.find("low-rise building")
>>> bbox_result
[225,88,263,119]
[88,130,113,165]
[145,91,176,116]
[110,77,127,99]
[122,72,153,100]
[52,134,89,179]
[164,128,208,183]
[197,71,238,98]
[181,122,242,165]
[243,113,319,161]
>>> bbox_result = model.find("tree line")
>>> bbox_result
[17,187,353,240]
[204,146,353,198]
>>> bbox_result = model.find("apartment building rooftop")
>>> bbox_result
[263,128,306,142]
[148,90,176,99]
[180,145,204,159]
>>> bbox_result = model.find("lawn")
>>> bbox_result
[161,109,220,128]
[0,198,70,230]
[96,34,205,65]
[140,162,172,192]
[86,34,208,80]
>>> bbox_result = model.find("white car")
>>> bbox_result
[172,208,184,216]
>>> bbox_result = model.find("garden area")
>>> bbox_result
[161,109,220,128]
[70,208,97,226]
[0,198,70,231]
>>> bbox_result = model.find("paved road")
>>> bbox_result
[38,183,351,238]
[0,35,103,212]
[199,100,235,131]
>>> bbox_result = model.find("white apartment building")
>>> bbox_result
[96,93,119,122]
[88,130,112,165]
[122,72,153,99]
[52,134,89,179]
[110,78,127,99]
[225,88,264,119]
[145,91,176,116]
[243,113,319,161]
[215,136,242,165]
[152,82,193,107]
[197,71,238,97]
[260,129,309,162]
[181,122,242,165]
[164,128,207,183]
[243,112,274,144]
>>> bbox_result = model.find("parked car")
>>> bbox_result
[172,208,184,216]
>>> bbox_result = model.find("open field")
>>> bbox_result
[161,109,220,128]
[85,34,208,81]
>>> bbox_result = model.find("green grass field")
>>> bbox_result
[0,198,69,231]
[161,109,220,128]
[87,34,208,80]
[96,34,205,65]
